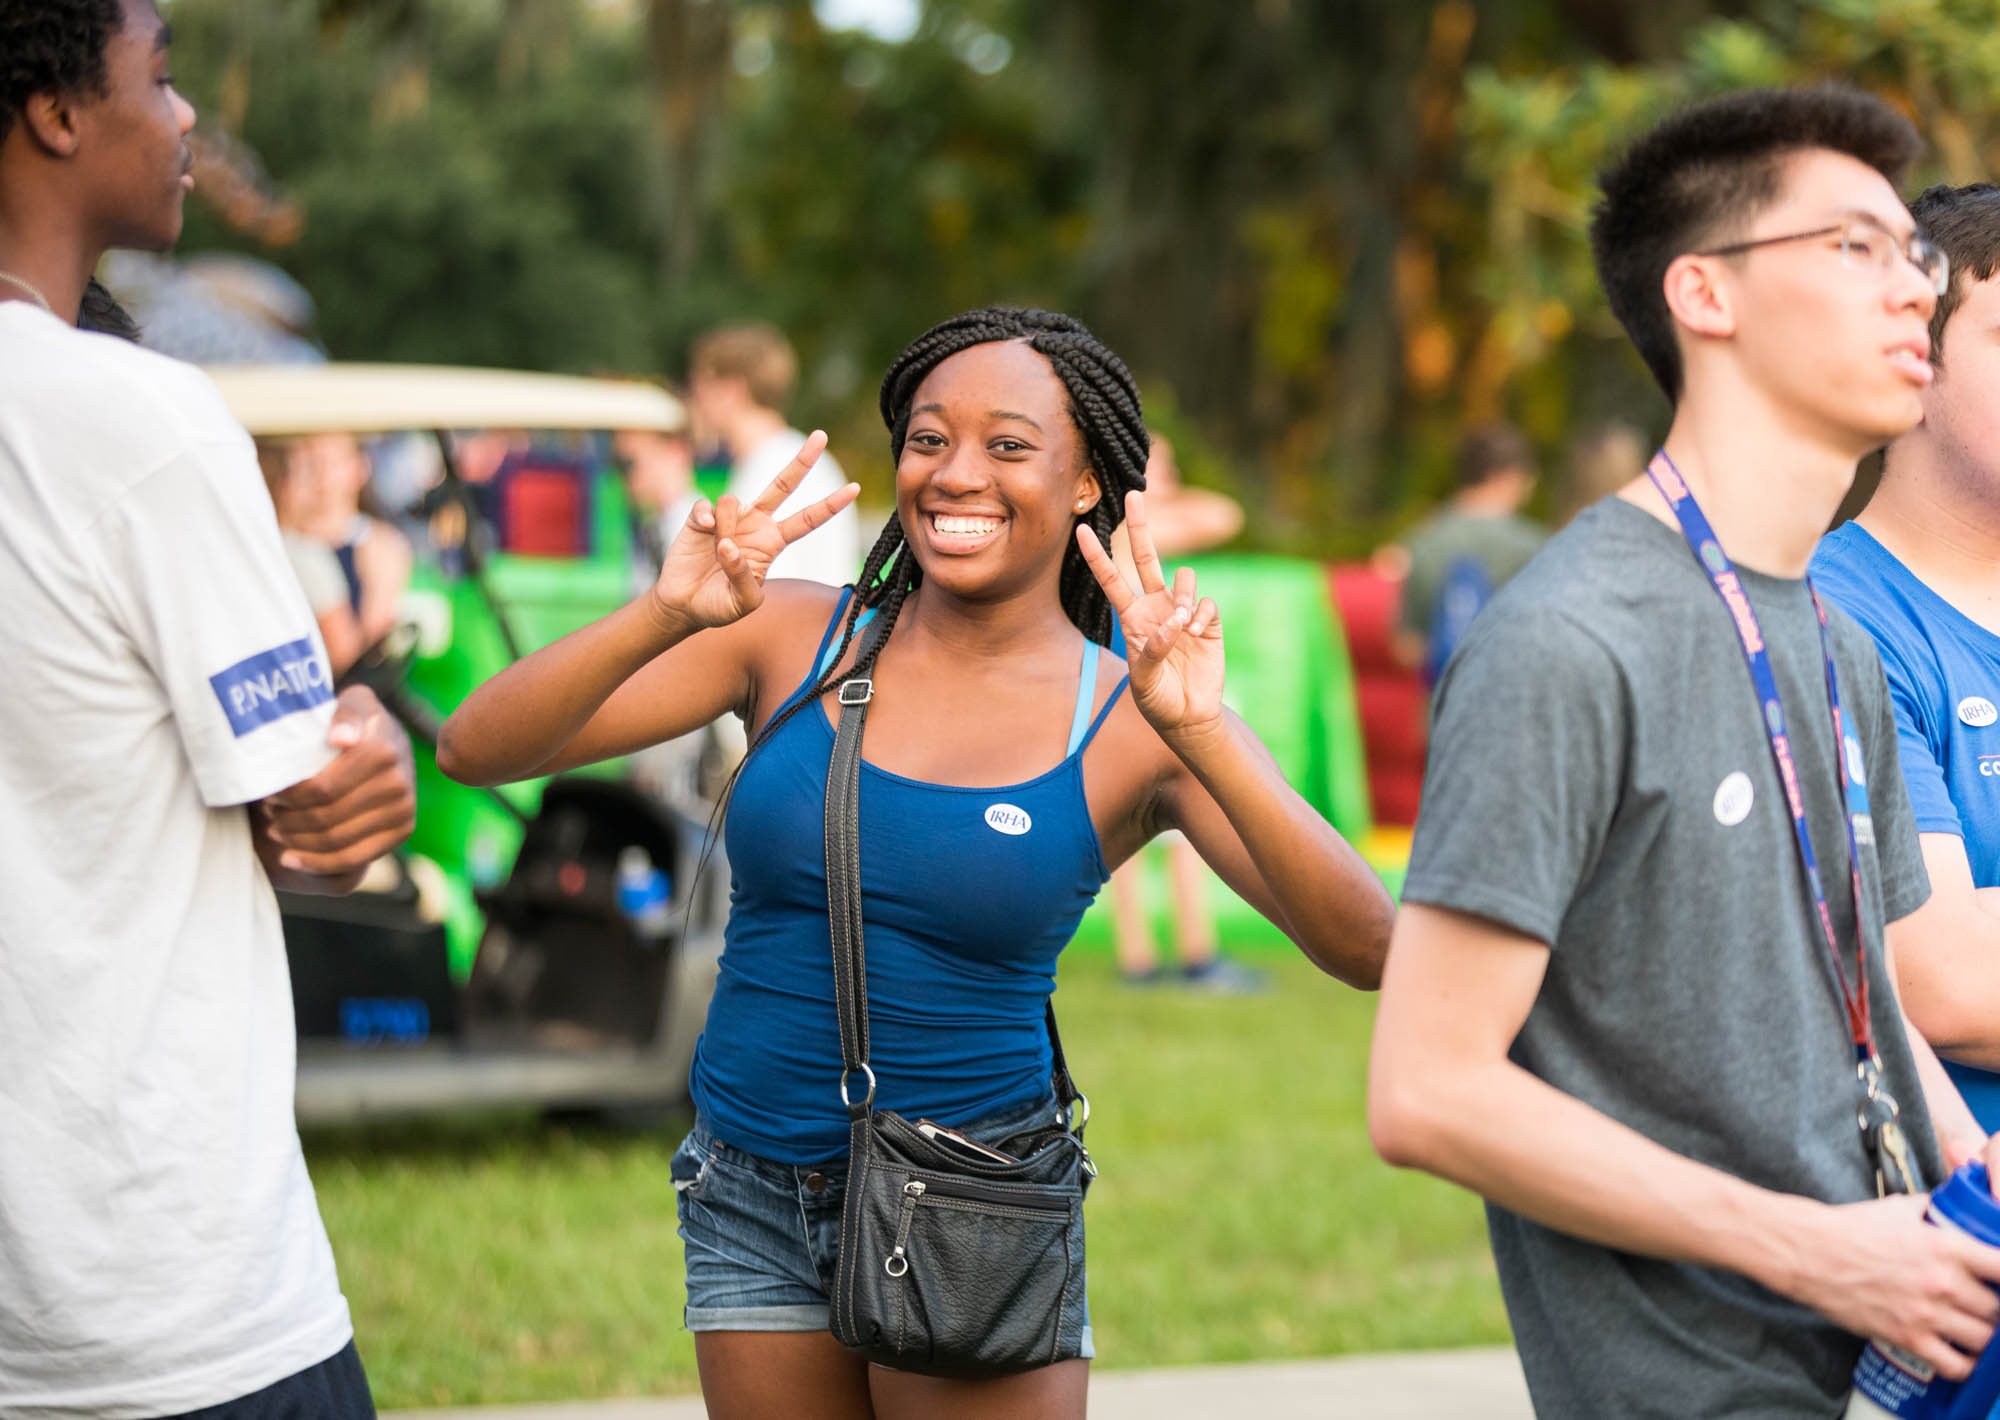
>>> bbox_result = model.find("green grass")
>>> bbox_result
[304,952,1507,1408]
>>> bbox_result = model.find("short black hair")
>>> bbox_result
[1908,183,2000,364]
[1590,86,1922,403]
[1456,422,1534,489]
[1,0,125,147]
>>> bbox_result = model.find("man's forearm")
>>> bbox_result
[1373,1053,1829,1300]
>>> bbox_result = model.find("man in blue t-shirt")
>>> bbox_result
[1814,182,2000,1132]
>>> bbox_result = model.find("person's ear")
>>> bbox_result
[1070,470,1103,518]
[20,91,85,159]
[1662,253,1738,341]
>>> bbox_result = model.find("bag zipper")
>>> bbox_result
[909,1172,1075,1217]
[882,1171,1075,1279]
[884,1180,923,1276]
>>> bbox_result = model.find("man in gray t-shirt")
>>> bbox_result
[1420,498,1935,1413]
[1368,89,2000,1419]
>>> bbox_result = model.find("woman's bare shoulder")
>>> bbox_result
[738,580,857,720]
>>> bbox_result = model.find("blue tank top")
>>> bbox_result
[690,591,1128,1162]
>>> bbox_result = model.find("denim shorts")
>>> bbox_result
[673,1094,1092,1359]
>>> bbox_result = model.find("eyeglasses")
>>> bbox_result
[1700,218,1949,297]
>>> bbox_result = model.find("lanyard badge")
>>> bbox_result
[1645,453,1915,1198]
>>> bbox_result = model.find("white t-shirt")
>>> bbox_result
[724,427,860,587]
[0,305,353,1416]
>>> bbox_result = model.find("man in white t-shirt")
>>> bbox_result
[688,321,861,587]
[0,3,417,1416]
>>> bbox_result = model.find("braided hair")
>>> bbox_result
[745,306,1150,765]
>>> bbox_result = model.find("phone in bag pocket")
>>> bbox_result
[913,1120,1018,1165]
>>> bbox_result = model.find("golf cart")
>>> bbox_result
[209,362,725,1125]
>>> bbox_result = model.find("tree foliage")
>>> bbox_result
[158,0,2000,554]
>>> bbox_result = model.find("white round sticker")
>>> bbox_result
[984,803,1032,836]
[1713,772,1755,827]
[1960,696,1998,728]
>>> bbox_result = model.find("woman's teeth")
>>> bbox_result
[932,514,1002,536]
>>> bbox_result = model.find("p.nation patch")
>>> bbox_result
[208,637,334,737]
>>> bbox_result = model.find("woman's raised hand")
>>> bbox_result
[1076,490,1225,741]
[651,430,859,631]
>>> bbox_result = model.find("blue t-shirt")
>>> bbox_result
[1813,522,2000,1129]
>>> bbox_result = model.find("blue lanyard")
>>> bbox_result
[1645,453,1874,1061]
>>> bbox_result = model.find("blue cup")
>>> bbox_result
[1848,1161,2000,1419]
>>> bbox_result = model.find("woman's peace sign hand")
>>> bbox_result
[1076,490,1225,742]
[651,430,859,631]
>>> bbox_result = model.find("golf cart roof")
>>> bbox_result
[205,362,686,436]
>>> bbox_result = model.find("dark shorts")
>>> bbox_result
[157,1342,374,1420]
[673,1095,1092,1358]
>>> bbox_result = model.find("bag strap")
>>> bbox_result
[825,614,886,1115]
[824,615,1082,1124]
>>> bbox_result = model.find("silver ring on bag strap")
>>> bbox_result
[839,1063,877,1111]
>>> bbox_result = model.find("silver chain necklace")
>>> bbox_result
[0,271,55,315]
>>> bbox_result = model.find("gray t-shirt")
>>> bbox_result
[1404,497,1936,1419]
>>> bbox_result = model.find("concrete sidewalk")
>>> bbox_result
[390,1346,1533,1419]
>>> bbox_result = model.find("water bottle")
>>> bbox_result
[615,846,673,945]
[1847,1161,2000,1419]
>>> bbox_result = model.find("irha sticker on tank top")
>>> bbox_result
[984,803,1032,836]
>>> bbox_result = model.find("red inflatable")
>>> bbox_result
[1329,563,1426,827]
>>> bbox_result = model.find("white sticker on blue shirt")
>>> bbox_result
[207,637,334,737]
[984,803,1032,836]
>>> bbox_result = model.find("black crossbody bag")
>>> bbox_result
[823,621,1097,1377]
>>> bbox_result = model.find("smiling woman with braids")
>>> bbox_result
[438,307,1393,1419]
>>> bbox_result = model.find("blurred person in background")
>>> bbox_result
[259,438,365,676]
[292,430,413,650]
[1392,421,1549,684]
[613,401,711,808]
[614,394,701,585]
[1104,432,1263,991]
[1560,418,1647,524]
[438,307,1393,1420]
[0,2,416,1415]
[689,320,861,587]
[1813,181,2000,1142]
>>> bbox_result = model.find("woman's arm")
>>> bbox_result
[1077,493,1394,988]
[1156,715,1392,987]
[437,434,855,786]
[437,590,723,786]
[318,603,365,679]
[353,517,413,646]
